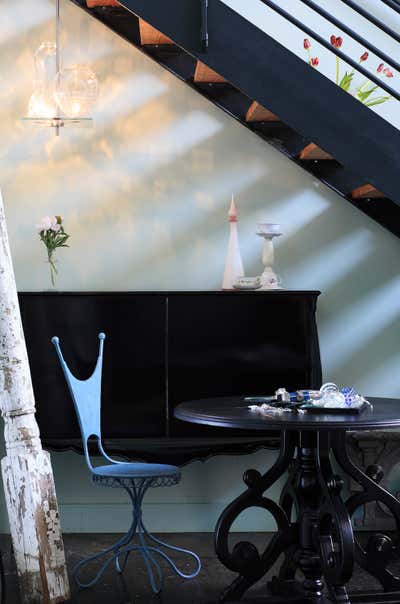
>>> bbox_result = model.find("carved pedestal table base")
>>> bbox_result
[174,396,400,604]
[215,430,400,603]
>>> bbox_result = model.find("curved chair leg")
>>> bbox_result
[73,514,138,588]
[74,478,201,594]
[117,480,164,593]
[115,480,201,593]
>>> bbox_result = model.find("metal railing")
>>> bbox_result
[301,0,400,74]
[331,0,400,44]
[380,0,400,14]
[260,0,400,102]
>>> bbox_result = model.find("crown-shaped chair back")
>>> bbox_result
[52,333,106,471]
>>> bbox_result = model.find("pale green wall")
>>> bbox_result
[0,0,399,532]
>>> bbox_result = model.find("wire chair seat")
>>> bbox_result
[92,463,181,489]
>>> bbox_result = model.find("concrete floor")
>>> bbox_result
[0,533,393,604]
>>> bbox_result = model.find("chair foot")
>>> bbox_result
[109,526,201,593]
[73,521,137,589]
[74,479,201,594]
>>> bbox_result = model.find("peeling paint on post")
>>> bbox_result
[0,190,70,603]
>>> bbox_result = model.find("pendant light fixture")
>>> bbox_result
[22,0,98,135]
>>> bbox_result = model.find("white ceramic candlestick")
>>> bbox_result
[256,223,282,289]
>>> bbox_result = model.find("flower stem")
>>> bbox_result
[356,78,368,93]
[336,56,340,85]
[48,251,58,286]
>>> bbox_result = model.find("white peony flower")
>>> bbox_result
[37,216,52,232]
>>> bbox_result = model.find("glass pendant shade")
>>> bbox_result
[27,42,58,119]
[34,42,57,83]
[22,0,98,133]
[54,64,99,118]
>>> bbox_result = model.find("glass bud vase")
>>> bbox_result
[45,252,58,287]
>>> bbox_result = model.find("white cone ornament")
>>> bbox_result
[222,195,244,290]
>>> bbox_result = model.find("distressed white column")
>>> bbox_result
[0,191,70,603]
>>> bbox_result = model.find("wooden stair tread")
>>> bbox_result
[139,19,174,45]
[86,0,120,6]
[351,184,385,199]
[86,5,174,45]
[246,101,279,122]
[194,61,227,83]
[299,143,333,161]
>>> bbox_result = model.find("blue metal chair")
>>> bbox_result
[52,333,201,593]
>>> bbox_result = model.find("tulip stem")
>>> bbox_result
[336,56,340,85]
[356,78,368,94]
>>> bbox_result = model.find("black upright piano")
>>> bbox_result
[19,290,321,465]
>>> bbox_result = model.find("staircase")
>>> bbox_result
[72,0,400,237]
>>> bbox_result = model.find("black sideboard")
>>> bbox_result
[19,291,321,464]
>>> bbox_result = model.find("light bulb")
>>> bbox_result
[54,64,98,117]
[28,88,58,118]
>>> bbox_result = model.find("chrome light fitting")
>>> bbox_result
[22,0,98,135]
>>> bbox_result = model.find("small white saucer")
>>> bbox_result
[233,277,262,290]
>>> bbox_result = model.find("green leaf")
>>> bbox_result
[364,96,392,107]
[37,222,71,259]
[358,80,373,92]
[339,71,354,92]
[357,85,378,103]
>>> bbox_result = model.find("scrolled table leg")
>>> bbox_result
[279,462,300,525]
[332,431,400,592]
[317,432,354,604]
[289,431,326,601]
[215,430,297,602]
[267,465,302,596]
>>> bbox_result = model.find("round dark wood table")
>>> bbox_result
[175,396,400,604]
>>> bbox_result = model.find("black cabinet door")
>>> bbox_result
[168,292,321,437]
[19,293,166,440]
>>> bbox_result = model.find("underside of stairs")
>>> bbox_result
[72,0,400,237]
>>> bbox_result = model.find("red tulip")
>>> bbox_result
[311,57,319,66]
[377,63,384,73]
[304,38,311,49]
[384,67,394,77]
[360,51,369,62]
[330,35,343,48]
